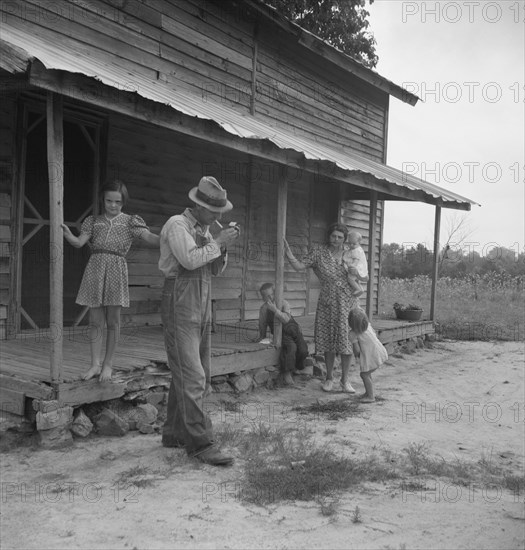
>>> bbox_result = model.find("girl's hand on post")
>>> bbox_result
[61,224,72,240]
[283,238,293,259]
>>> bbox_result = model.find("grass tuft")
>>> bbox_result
[293,398,361,421]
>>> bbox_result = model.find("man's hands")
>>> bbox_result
[215,227,240,248]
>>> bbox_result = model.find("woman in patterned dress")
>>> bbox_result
[284,223,362,392]
[62,180,160,381]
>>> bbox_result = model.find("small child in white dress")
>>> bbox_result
[348,307,388,403]
[343,231,368,297]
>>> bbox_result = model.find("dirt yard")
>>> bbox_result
[1,340,524,550]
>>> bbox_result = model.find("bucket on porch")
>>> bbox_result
[394,309,423,321]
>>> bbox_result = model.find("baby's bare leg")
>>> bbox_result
[348,277,364,296]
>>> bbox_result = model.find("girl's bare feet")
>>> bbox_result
[83,364,102,380]
[99,363,113,382]
[360,396,375,403]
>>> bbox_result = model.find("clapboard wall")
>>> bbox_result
[105,112,250,326]
[106,112,341,324]
[340,199,383,314]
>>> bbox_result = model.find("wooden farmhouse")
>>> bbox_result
[0,0,476,411]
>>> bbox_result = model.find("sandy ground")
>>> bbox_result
[1,340,524,550]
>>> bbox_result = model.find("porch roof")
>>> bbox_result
[0,26,478,211]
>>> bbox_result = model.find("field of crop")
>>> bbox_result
[378,274,524,341]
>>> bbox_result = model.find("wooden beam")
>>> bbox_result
[211,347,279,377]
[9,100,27,336]
[250,24,258,116]
[46,92,64,383]
[0,387,26,416]
[240,159,254,321]
[274,176,288,348]
[430,206,441,320]
[57,379,125,407]
[28,62,472,211]
[376,95,389,317]
[0,373,54,399]
[366,191,378,320]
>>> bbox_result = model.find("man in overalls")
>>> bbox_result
[159,177,240,466]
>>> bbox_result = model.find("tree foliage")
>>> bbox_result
[263,0,378,68]
[381,243,525,280]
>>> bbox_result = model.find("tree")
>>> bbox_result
[438,212,475,276]
[481,246,525,277]
[263,0,378,68]
[380,242,434,279]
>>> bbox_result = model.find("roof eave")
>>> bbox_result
[242,0,420,106]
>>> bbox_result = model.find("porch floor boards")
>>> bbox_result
[0,324,265,382]
[0,315,434,405]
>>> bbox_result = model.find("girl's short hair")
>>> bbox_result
[327,223,348,242]
[348,307,369,334]
[100,179,129,206]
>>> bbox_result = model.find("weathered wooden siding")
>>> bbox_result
[307,181,340,315]
[255,35,386,161]
[340,199,383,314]
[105,112,249,326]
[0,95,15,338]
[243,170,313,321]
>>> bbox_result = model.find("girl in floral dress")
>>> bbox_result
[62,180,159,381]
[284,223,360,392]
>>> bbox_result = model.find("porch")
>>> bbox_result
[0,316,434,414]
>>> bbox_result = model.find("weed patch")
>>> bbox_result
[293,398,361,421]
[401,442,525,490]
[231,423,399,505]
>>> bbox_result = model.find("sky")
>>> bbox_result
[368,0,524,257]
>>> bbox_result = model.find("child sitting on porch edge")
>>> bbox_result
[257,282,311,385]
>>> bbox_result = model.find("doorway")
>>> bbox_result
[17,102,103,330]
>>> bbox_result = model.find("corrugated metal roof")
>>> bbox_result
[0,25,478,209]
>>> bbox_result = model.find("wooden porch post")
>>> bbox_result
[274,177,288,347]
[47,92,64,384]
[430,205,441,320]
[366,191,378,320]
